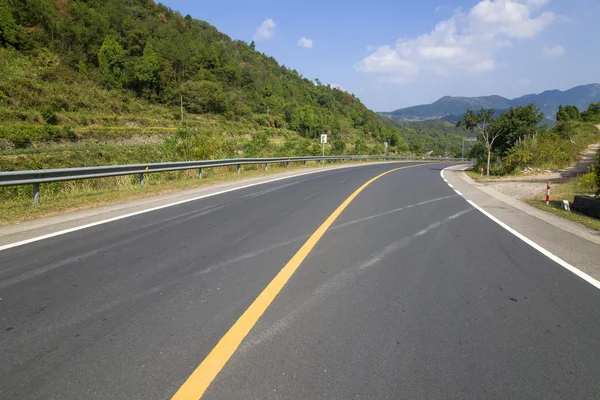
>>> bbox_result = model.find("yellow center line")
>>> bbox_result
[171,163,428,400]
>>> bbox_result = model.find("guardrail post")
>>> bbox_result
[33,183,40,205]
[285,161,290,168]
[264,163,268,171]
[304,160,307,165]
[139,173,145,187]
[198,168,202,179]
[237,164,241,174]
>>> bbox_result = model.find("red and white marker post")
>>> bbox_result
[546,182,551,205]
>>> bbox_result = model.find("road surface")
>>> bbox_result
[1,162,599,399]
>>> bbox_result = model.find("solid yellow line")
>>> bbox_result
[171,163,427,400]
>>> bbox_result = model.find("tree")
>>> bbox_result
[493,104,544,155]
[134,42,161,95]
[582,102,600,123]
[457,109,498,176]
[180,80,228,114]
[0,2,18,47]
[556,105,581,122]
[98,36,125,89]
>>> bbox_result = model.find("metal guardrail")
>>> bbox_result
[0,155,467,204]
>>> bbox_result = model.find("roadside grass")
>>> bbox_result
[464,170,484,180]
[464,169,508,181]
[0,159,391,225]
[525,168,599,231]
[526,200,600,231]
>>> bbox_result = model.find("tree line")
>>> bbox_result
[0,0,406,151]
[458,102,600,176]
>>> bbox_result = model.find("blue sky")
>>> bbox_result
[161,0,600,111]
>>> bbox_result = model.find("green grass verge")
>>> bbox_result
[526,200,600,231]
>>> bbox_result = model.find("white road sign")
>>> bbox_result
[321,134,327,144]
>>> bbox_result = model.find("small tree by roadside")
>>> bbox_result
[457,109,499,177]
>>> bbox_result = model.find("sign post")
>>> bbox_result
[320,134,327,159]
[384,141,388,157]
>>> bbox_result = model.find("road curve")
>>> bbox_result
[1,162,599,399]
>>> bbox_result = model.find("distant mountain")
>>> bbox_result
[382,84,600,124]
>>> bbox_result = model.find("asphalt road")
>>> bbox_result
[1,162,599,399]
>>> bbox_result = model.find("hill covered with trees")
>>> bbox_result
[0,0,410,170]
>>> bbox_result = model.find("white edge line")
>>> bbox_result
[466,200,600,289]
[0,163,388,252]
[447,183,454,188]
[454,190,463,196]
[441,166,600,290]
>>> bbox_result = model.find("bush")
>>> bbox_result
[331,139,346,155]
[596,152,600,196]
[0,124,77,148]
[163,128,235,160]
[244,132,272,157]
[40,105,58,125]
[503,123,599,173]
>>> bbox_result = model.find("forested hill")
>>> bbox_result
[0,0,404,155]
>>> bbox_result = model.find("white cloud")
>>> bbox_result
[357,45,419,79]
[297,37,313,49]
[518,77,531,86]
[253,19,276,41]
[356,0,558,83]
[542,44,566,56]
[469,0,555,38]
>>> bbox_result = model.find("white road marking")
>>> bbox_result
[0,164,385,252]
[237,208,472,353]
[466,200,600,289]
[303,189,327,201]
[193,236,308,276]
[454,190,463,196]
[447,183,454,188]
[441,166,600,290]
[339,179,349,184]
[333,195,456,229]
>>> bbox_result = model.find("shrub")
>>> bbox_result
[40,105,58,125]
[163,128,235,160]
[0,124,77,148]
[596,152,600,196]
[244,132,272,157]
[331,139,346,155]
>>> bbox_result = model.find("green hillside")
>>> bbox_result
[0,0,410,172]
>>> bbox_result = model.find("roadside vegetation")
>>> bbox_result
[0,0,420,209]
[0,160,380,225]
[526,162,600,231]
[460,103,600,176]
